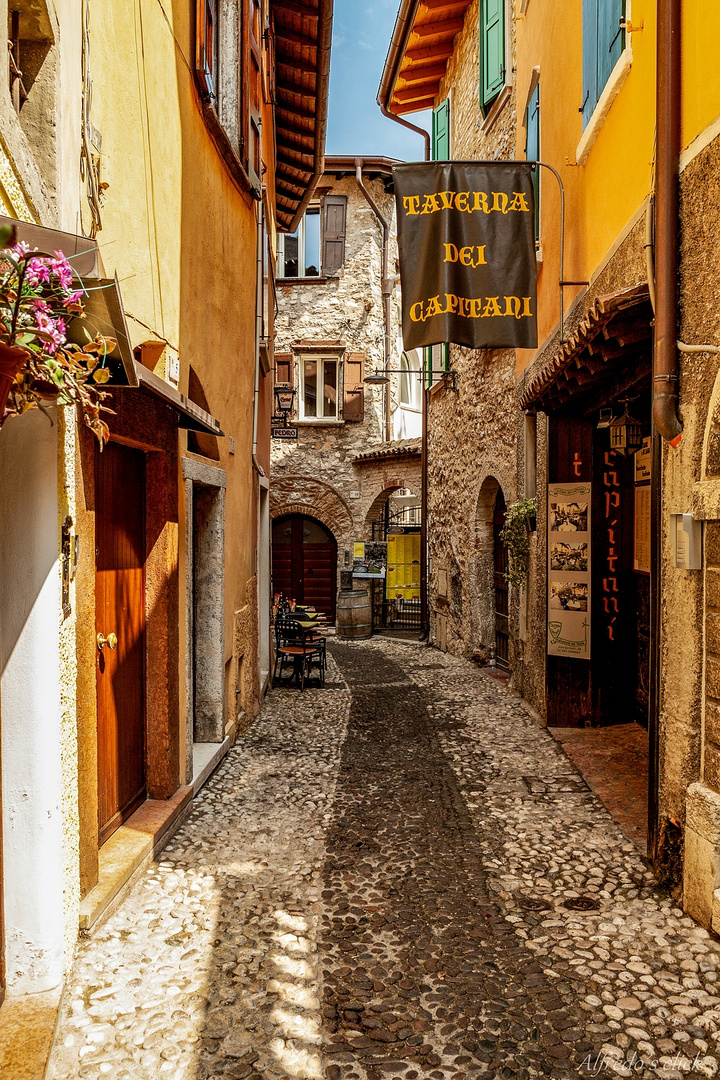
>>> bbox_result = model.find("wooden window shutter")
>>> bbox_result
[581,0,599,128]
[343,353,365,422]
[432,99,450,161]
[195,0,215,99]
[525,83,540,239]
[275,353,293,387]
[597,0,624,93]
[322,195,347,275]
[480,0,505,107]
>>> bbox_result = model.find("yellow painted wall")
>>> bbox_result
[515,0,720,371]
[82,0,264,749]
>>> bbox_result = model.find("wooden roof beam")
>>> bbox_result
[395,82,439,103]
[273,0,319,17]
[274,27,319,49]
[411,17,464,38]
[420,0,469,10]
[276,53,319,74]
[404,42,454,62]
[399,61,450,84]
[394,96,437,113]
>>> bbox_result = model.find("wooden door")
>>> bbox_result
[96,442,146,845]
[493,489,510,669]
[271,515,337,621]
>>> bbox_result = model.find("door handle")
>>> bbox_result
[97,632,117,651]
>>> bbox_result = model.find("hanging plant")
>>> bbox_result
[0,237,114,446]
[499,497,538,588]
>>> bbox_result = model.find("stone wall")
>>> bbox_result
[427,0,521,667]
[271,171,421,590]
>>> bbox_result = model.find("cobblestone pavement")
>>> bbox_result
[48,641,720,1080]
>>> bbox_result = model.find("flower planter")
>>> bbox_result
[0,341,30,421]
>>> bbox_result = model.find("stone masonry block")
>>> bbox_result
[706,612,720,656]
[685,825,720,928]
[708,567,720,608]
[686,781,720,843]
[705,698,720,749]
[706,656,720,701]
[704,743,720,794]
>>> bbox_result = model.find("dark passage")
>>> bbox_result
[320,644,595,1079]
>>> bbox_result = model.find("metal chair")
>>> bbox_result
[273,615,325,690]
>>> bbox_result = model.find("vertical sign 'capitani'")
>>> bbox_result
[394,162,538,351]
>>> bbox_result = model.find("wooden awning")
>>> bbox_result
[378,0,472,117]
[520,284,654,414]
[272,0,333,232]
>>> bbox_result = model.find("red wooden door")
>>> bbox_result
[272,515,337,621]
[96,442,146,844]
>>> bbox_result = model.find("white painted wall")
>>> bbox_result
[0,409,64,993]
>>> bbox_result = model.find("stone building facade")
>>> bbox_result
[380,0,720,925]
[271,157,422,623]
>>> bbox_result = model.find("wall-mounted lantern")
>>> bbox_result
[609,402,644,455]
[274,386,296,414]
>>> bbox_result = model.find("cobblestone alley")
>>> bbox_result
[48,641,720,1080]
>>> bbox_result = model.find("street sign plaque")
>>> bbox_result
[272,427,298,439]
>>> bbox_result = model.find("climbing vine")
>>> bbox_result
[499,497,537,588]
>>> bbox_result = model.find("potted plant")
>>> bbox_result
[499,497,538,589]
[0,237,114,445]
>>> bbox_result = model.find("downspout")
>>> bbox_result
[252,194,265,478]
[355,158,392,442]
[652,0,682,447]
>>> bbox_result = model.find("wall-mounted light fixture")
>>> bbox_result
[274,386,296,414]
[363,367,460,392]
[609,401,644,455]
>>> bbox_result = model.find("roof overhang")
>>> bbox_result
[272,0,333,233]
[133,362,224,436]
[378,0,472,117]
[354,438,421,463]
[520,284,654,415]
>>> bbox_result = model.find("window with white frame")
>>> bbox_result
[399,350,422,411]
[300,355,338,419]
[278,206,321,278]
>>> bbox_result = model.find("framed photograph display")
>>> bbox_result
[547,483,591,659]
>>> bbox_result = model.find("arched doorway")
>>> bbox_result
[272,514,338,621]
[492,488,510,670]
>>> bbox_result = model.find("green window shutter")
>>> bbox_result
[432,98,450,161]
[525,83,540,240]
[480,0,505,108]
[582,0,599,128]
[598,0,625,91]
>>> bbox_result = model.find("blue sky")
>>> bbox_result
[325,0,432,161]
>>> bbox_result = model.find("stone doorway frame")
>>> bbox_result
[182,457,226,785]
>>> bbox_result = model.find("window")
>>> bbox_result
[195,0,217,100]
[480,0,506,110]
[278,207,321,278]
[399,351,422,411]
[525,82,540,241]
[582,0,625,128]
[300,356,338,419]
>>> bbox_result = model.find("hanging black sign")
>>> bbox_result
[394,162,538,351]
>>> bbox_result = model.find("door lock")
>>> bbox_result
[97,632,118,651]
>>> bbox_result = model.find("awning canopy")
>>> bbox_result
[379,0,473,117]
[271,0,333,233]
[520,284,654,415]
[133,363,223,436]
[0,216,137,388]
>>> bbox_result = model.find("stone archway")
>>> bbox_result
[472,475,502,656]
[270,476,354,542]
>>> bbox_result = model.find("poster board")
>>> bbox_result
[352,541,387,578]
[634,437,652,482]
[386,532,421,600]
[547,483,591,660]
[634,485,651,573]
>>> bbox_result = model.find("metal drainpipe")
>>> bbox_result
[354,158,392,442]
[653,0,683,447]
[252,194,265,478]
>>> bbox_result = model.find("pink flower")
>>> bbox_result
[62,290,83,308]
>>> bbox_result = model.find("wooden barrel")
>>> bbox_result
[336,589,372,639]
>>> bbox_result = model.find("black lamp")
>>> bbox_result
[274,386,296,413]
[609,401,644,455]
